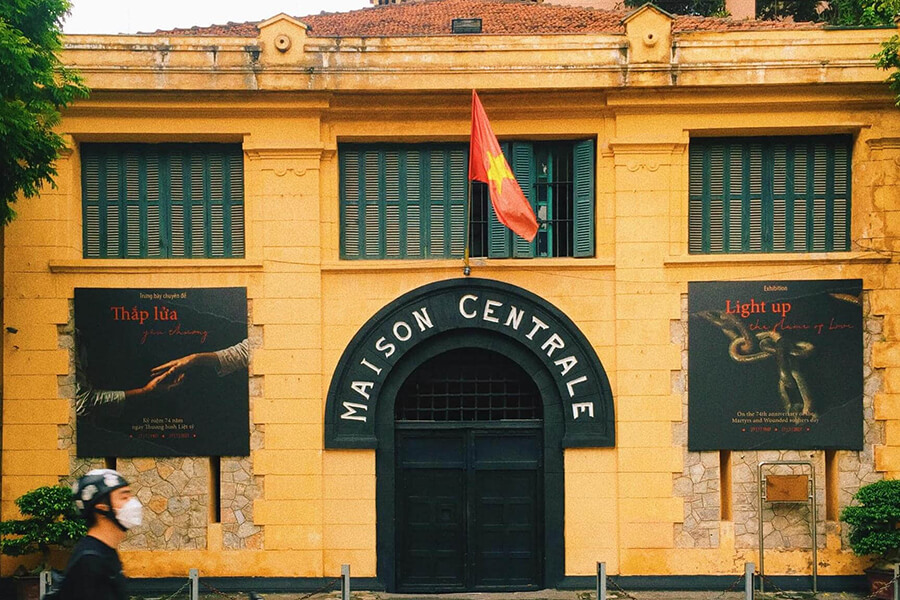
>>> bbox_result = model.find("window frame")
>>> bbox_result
[80,142,245,259]
[688,135,852,255]
[339,139,596,261]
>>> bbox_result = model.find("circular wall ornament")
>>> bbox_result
[274,34,292,52]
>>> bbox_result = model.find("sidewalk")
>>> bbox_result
[231,590,869,600]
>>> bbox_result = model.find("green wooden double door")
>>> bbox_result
[395,426,543,592]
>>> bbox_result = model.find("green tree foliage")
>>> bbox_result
[841,480,900,560]
[0,485,86,571]
[624,0,726,16]
[626,0,898,22]
[0,0,88,225]
[824,0,900,25]
[876,34,900,106]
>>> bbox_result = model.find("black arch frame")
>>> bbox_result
[375,330,565,592]
[325,277,615,449]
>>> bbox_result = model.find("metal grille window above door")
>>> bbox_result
[395,348,542,421]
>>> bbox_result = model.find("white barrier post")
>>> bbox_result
[189,568,199,600]
[342,563,351,600]
[745,562,755,600]
[597,562,606,600]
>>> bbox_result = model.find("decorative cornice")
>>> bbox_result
[867,138,900,151]
[608,141,688,154]
[49,259,264,274]
[244,148,327,161]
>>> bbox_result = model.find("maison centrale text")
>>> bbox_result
[342,294,593,424]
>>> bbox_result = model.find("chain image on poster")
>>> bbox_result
[688,280,863,451]
[74,288,249,457]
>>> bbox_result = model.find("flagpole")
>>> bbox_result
[464,89,474,277]
[463,178,472,276]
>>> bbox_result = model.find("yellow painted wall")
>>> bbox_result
[1,6,897,581]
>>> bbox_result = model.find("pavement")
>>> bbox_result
[192,590,871,600]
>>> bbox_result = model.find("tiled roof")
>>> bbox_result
[149,0,823,37]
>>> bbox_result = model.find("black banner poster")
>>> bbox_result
[74,288,249,457]
[688,280,863,451]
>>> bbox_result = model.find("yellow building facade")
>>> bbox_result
[3,0,900,592]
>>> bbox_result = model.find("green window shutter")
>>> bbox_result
[428,150,445,257]
[709,144,724,252]
[81,143,243,259]
[833,141,850,251]
[209,151,226,257]
[511,142,536,258]
[448,148,468,258]
[487,142,512,258]
[189,152,208,257]
[227,148,245,258]
[688,136,851,254]
[202,147,243,258]
[340,144,466,259]
[726,143,743,252]
[405,150,424,258]
[364,150,382,258]
[572,139,595,258]
[384,150,402,259]
[428,149,465,258]
[145,150,163,258]
[169,150,190,258]
[688,144,705,253]
[105,153,122,257]
[82,149,104,258]
[340,149,361,259]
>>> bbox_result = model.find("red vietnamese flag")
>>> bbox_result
[469,90,538,242]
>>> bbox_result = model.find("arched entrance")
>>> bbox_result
[324,278,614,592]
[374,331,565,592]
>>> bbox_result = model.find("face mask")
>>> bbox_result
[114,498,143,530]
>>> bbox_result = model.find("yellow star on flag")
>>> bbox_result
[486,150,515,196]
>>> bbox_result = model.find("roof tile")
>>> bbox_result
[150,0,823,37]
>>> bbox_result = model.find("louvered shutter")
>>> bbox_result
[448,148,468,258]
[708,144,724,252]
[405,150,424,258]
[688,145,705,253]
[832,142,850,251]
[146,150,164,257]
[511,142,536,258]
[188,153,207,257]
[363,150,382,258]
[572,139,595,258]
[82,144,243,258]
[81,146,123,258]
[384,150,402,259]
[340,149,361,259]
[771,142,788,251]
[487,142,512,258]
[792,142,809,251]
[688,136,850,254]
[169,151,186,257]
[208,151,226,257]
[428,151,447,257]
[340,144,467,259]
[82,149,105,258]
[727,144,743,252]
[227,148,245,258]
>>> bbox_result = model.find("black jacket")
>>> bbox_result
[60,536,127,600]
